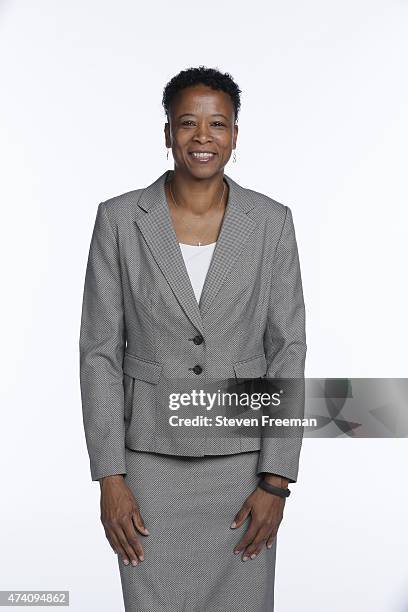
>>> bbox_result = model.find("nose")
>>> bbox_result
[193,121,212,143]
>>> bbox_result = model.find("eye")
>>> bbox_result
[181,120,195,126]
[212,121,225,127]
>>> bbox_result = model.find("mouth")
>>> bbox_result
[189,151,217,163]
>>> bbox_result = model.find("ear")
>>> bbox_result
[233,123,238,148]
[164,122,171,148]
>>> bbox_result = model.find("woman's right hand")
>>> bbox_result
[99,475,149,566]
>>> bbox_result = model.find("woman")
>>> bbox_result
[79,66,306,612]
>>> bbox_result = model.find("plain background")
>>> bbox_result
[1,1,407,610]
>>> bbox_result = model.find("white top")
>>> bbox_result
[179,242,217,303]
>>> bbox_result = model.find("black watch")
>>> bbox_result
[257,478,291,498]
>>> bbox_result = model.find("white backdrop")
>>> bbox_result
[1,1,407,610]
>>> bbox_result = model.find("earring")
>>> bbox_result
[233,150,237,163]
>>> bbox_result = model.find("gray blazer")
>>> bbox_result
[79,169,307,482]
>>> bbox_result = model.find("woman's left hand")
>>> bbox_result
[230,484,286,560]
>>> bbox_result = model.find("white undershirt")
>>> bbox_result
[179,242,217,303]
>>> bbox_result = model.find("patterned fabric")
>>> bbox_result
[79,169,307,482]
[118,448,276,612]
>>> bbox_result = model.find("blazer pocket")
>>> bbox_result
[123,352,163,385]
[233,353,268,380]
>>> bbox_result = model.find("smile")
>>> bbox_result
[189,152,216,161]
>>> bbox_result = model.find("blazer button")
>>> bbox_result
[192,365,203,375]
[193,334,204,345]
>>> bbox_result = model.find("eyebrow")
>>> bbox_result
[178,113,229,121]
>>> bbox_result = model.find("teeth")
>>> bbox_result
[191,152,215,158]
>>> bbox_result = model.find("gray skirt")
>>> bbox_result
[118,448,277,612]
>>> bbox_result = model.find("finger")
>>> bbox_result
[233,521,259,556]
[243,526,270,560]
[115,524,141,566]
[267,530,278,549]
[122,516,145,562]
[230,503,251,529]
[107,528,132,565]
[104,529,119,555]
[132,509,150,536]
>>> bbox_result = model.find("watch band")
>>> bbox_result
[257,478,291,498]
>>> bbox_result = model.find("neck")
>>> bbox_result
[166,168,227,215]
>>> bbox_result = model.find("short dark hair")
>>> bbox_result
[162,66,242,124]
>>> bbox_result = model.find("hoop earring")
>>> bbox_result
[233,150,237,163]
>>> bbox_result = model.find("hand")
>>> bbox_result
[230,484,286,561]
[99,475,149,566]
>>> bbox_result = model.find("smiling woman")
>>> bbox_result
[162,75,239,248]
[165,78,237,176]
[79,65,307,612]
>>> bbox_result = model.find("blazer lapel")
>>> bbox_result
[134,169,257,334]
[198,180,257,316]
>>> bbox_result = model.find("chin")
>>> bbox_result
[187,165,222,180]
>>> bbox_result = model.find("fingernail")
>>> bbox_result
[267,543,272,549]
[131,560,138,566]
[123,559,129,565]
[242,556,249,562]
[139,556,144,562]
[234,549,240,555]
[230,521,236,528]
[144,528,150,535]
[250,553,256,559]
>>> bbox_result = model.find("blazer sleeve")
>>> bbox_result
[258,205,307,483]
[79,202,127,482]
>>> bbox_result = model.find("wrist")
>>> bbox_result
[262,473,289,489]
[99,474,125,487]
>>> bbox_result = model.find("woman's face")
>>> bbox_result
[165,84,238,180]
